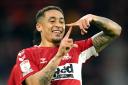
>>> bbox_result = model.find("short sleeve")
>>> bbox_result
[8,64,19,85]
[75,38,98,63]
[16,49,39,84]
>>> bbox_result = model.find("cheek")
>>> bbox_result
[62,29,65,34]
[43,24,52,32]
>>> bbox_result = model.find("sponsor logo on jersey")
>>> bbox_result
[53,63,74,80]
[20,60,33,76]
[18,50,24,57]
[40,58,47,64]
[19,55,26,61]
[62,53,71,60]
[18,50,26,61]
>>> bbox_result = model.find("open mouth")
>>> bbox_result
[52,30,62,34]
[51,26,63,34]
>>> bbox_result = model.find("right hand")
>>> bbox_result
[66,14,93,35]
[56,26,78,57]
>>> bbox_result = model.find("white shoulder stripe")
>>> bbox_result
[78,46,98,63]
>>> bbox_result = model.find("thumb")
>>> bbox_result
[66,22,79,27]
[66,23,73,27]
[73,44,78,48]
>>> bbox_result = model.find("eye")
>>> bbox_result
[59,18,64,24]
[48,17,56,23]
[60,20,64,24]
[50,20,55,22]
[60,22,64,24]
[49,20,55,24]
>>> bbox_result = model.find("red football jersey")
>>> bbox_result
[8,38,98,85]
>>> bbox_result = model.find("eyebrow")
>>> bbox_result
[48,17,64,21]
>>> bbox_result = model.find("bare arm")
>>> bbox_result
[66,14,122,52]
[25,27,77,85]
[91,15,122,52]
[25,55,62,85]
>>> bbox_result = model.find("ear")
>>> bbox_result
[36,23,42,32]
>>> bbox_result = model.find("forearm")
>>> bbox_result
[90,15,122,52]
[25,54,62,85]
[39,56,62,84]
[92,15,122,37]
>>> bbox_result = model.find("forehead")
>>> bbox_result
[44,10,64,19]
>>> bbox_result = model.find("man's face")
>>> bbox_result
[38,10,65,43]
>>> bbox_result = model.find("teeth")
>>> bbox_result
[52,30,61,33]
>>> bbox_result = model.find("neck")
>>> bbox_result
[39,39,59,47]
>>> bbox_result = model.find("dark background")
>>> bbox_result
[0,0,128,85]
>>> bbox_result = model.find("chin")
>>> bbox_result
[52,38,62,44]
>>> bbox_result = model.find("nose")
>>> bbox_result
[55,22,63,27]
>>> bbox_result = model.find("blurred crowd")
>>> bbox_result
[0,0,128,85]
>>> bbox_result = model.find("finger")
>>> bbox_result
[85,19,90,28]
[82,20,86,29]
[78,23,86,35]
[72,44,78,48]
[64,26,72,39]
[66,22,78,27]
[66,23,73,27]
[66,39,73,43]
[83,19,90,29]
[79,23,83,30]
[81,31,85,35]
[82,28,88,33]
[81,29,87,35]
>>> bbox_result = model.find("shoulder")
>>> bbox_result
[19,45,40,54]
[16,46,41,63]
[17,46,38,58]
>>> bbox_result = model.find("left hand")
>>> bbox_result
[66,14,94,35]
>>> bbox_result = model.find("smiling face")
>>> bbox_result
[36,9,65,46]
